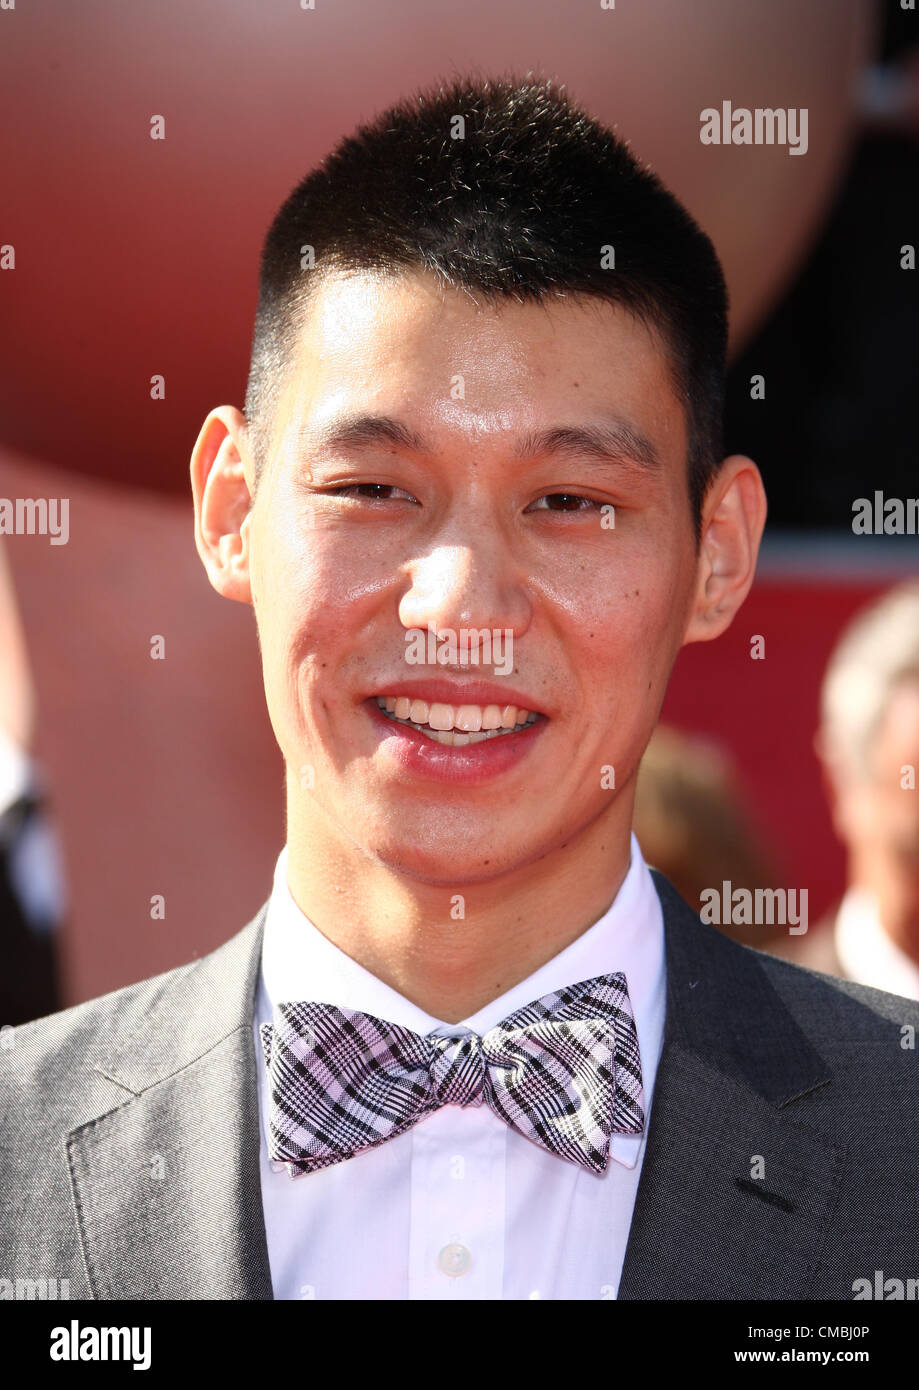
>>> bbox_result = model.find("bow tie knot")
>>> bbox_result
[428,1031,487,1107]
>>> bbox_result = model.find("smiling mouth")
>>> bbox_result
[373,695,543,746]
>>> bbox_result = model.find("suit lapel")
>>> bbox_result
[618,872,845,1299]
[67,905,274,1300]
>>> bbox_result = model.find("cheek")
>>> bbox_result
[540,536,689,675]
[257,511,368,621]
[255,520,397,700]
[844,791,883,843]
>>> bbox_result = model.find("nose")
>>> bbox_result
[398,541,532,649]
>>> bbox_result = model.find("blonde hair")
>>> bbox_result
[819,581,919,780]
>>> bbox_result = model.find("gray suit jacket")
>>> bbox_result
[2,871,918,1300]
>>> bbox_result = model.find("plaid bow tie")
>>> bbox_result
[258,973,644,1177]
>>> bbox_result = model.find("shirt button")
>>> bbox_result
[437,1242,472,1277]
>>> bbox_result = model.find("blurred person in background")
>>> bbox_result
[0,539,64,1025]
[783,582,919,999]
[633,724,784,954]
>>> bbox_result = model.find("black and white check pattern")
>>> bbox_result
[259,973,644,1177]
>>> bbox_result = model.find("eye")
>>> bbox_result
[323,483,419,502]
[526,493,603,512]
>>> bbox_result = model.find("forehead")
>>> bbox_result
[275,269,686,458]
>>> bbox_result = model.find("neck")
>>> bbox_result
[283,797,634,1024]
[848,855,919,970]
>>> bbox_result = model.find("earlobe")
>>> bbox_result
[681,454,767,648]
[190,406,255,606]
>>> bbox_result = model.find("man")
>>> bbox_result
[2,75,917,1301]
[781,582,919,999]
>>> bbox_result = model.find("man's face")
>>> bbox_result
[243,269,701,885]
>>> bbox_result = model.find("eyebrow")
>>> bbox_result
[298,412,661,472]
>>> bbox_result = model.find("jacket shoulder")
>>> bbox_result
[754,942,919,1024]
[0,908,266,1134]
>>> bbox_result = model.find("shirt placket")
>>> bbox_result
[407,1103,507,1299]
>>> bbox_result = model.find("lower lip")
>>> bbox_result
[364,699,549,785]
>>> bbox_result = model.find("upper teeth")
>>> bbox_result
[375,695,538,744]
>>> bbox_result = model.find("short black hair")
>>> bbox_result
[244,71,728,540]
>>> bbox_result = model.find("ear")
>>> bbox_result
[190,406,255,605]
[681,454,767,646]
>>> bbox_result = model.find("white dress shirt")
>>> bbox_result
[253,832,666,1300]
[834,887,919,1001]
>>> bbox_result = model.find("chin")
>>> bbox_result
[363,824,537,888]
